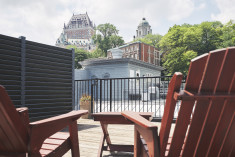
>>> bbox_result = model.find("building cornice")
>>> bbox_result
[79,58,164,71]
[107,41,159,51]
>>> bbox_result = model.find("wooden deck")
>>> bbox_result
[64,118,161,157]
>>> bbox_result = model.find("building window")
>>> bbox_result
[136,71,140,77]
[146,73,152,77]
[91,75,97,79]
[134,53,138,59]
[157,59,160,66]
[103,73,110,79]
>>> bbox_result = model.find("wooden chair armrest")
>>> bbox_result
[122,111,158,128]
[16,107,30,132]
[30,110,88,127]
[122,111,160,157]
[28,110,88,153]
[16,107,28,113]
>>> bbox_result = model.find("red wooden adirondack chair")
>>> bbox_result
[0,85,88,157]
[122,47,235,157]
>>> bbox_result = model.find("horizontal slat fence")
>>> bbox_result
[0,34,74,121]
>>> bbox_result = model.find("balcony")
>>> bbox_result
[74,75,186,121]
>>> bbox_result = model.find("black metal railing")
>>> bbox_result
[74,76,186,121]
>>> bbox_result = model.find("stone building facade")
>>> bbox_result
[56,12,96,50]
[107,41,160,67]
[135,18,152,39]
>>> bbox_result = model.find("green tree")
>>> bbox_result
[183,26,201,52]
[96,23,118,37]
[159,21,227,75]
[162,47,197,75]
[110,35,125,48]
[135,34,163,48]
[93,23,124,56]
[181,50,198,74]
[220,20,235,48]
[90,48,106,58]
[66,45,88,69]
[197,21,223,55]
[159,25,188,53]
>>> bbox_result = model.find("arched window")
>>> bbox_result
[103,73,110,79]
[91,75,97,79]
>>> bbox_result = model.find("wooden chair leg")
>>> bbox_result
[69,121,80,157]
[134,126,141,157]
[97,133,105,157]
[101,123,111,146]
[97,123,112,157]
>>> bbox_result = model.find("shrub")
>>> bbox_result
[80,94,91,102]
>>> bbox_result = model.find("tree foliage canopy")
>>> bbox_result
[66,45,105,69]
[160,20,235,75]
[93,23,124,56]
[135,33,163,48]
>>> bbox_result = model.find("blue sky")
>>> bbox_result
[0,0,234,45]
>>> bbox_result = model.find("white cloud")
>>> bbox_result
[0,0,197,45]
[198,3,206,10]
[211,0,235,23]
[165,0,195,21]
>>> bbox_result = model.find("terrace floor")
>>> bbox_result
[63,118,162,157]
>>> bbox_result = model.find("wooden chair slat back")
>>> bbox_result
[0,85,28,152]
[194,48,235,156]
[181,48,227,156]
[161,54,209,157]
[219,113,235,157]
[206,48,235,156]
[159,73,183,157]
[163,47,235,157]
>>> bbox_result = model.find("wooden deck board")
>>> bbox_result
[63,118,161,157]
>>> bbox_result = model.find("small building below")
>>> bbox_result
[75,57,163,80]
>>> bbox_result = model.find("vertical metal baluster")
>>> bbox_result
[121,79,123,111]
[100,80,102,112]
[155,77,157,117]
[84,80,87,95]
[91,83,93,114]
[139,77,141,112]
[117,79,118,111]
[79,81,82,110]
[128,78,129,110]
[143,77,144,112]
[135,78,136,111]
[113,79,116,112]
[124,79,125,109]
[76,81,78,110]
[88,80,89,95]
[151,78,152,112]
[110,79,112,112]
[159,77,161,118]
[104,80,105,112]
[147,77,148,112]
